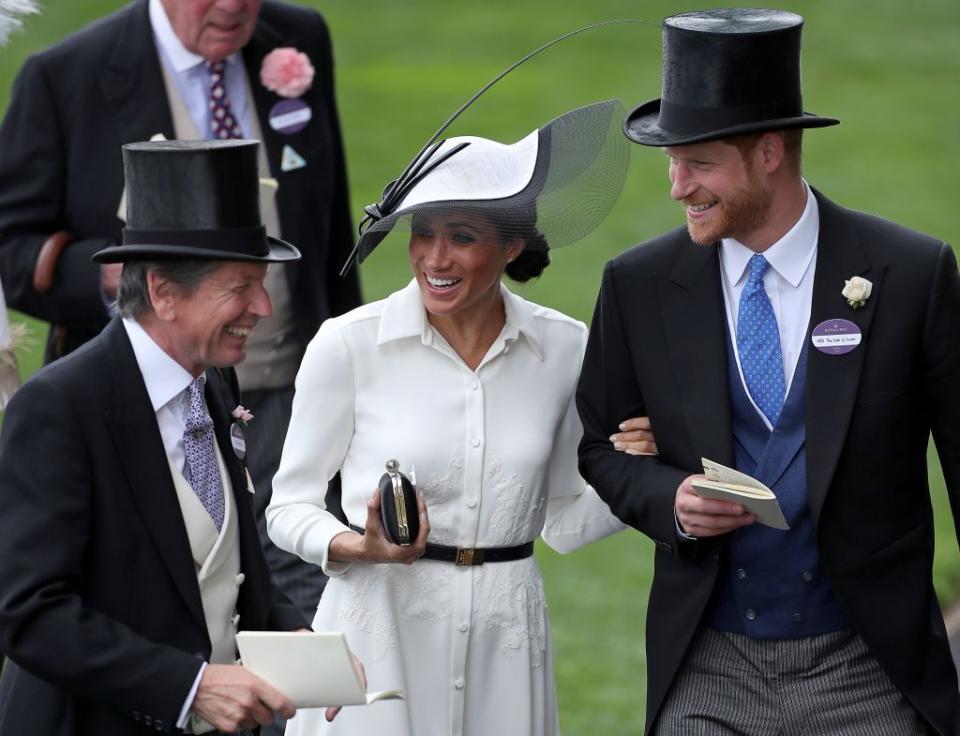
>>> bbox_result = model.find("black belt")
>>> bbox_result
[348,524,534,566]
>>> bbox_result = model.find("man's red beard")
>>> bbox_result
[685,168,773,245]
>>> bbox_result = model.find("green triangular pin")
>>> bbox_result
[281,145,306,172]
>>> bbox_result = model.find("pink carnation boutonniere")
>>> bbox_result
[260,47,315,98]
[231,405,254,426]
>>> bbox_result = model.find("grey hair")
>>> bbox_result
[0,0,40,46]
[116,260,222,320]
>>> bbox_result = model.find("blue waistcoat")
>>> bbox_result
[704,331,849,638]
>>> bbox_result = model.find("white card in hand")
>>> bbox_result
[691,458,790,531]
[236,631,404,708]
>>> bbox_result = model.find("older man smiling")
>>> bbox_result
[0,139,360,736]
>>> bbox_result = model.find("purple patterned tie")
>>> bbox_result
[206,60,243,140]
[183,376,225,530]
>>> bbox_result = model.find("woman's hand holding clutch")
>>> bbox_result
[329,489,430,565]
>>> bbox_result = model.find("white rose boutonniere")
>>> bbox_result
[842,276,872,310]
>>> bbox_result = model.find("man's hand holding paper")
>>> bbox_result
[681,459,790,532]
[237,631,399,716]
[675,474,757,538]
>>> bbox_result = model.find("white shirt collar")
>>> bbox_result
[149,0,241,73]
[122,318,195,413]
[720,180,819,288]
[377,279,544,360]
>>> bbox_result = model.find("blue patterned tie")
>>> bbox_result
[737,254,785,426]
[182,376,225,530]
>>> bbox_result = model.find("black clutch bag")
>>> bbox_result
[378,459,420,546]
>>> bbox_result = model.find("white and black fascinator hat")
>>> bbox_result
[340,23,632,275]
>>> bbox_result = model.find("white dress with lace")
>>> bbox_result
[268,280,625,736]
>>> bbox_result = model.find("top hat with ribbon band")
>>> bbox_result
[93,139,300,263]
[624,8,839,147]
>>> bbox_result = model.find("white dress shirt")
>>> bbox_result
[149,0,254,140]
[719,181,820,429]
[121,318,208,730]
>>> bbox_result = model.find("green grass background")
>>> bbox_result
[1,1,957,731]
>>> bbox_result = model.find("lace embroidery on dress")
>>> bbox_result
[420,453,464,546]
[485,455,547,546]
[473,561,547,667]
[337,561,454,662]
[471,455,549,666]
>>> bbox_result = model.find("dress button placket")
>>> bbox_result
[450,369,485,736]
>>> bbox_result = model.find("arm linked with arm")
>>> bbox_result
[576,259,692,556]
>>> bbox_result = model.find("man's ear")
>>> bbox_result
[759,132,786,175]
[146,270,177,322]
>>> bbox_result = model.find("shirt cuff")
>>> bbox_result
[177,661,207,730]
[674,509,698,541]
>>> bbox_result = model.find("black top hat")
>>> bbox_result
[93,139,301,263]
[625,8,839,147]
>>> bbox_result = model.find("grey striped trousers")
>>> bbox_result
[654,628,930,736]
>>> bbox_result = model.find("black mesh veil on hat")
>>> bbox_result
[340,22,634,275]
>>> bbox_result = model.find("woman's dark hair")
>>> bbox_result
[484,205,551,283]
[504,233,550,282]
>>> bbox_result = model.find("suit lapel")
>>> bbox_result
[101,320,205,629]
[243,17,312,243]
[98,1,175,145]
[805,191,885,524]
[662,242,735,467]
[243,19,285,178]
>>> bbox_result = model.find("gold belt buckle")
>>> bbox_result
[455,547,484,566]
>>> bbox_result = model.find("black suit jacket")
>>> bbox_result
[0,0,361,361]
[577,191,960,735]
[0,319,306,736]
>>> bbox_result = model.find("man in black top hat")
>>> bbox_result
[0,140,354,736]
[0,0,359,629]
[577,8,959,735]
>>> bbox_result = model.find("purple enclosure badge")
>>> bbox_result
[268,99,312,135]
[811,318,862,355]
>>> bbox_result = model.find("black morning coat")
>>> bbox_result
[0,318,307,735]
[577,190,960,735]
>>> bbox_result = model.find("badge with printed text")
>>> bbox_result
[230,423,247,460]
[811,318,862,355]
[268,98,312,135]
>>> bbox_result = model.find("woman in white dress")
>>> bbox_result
[267,101,652,736]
